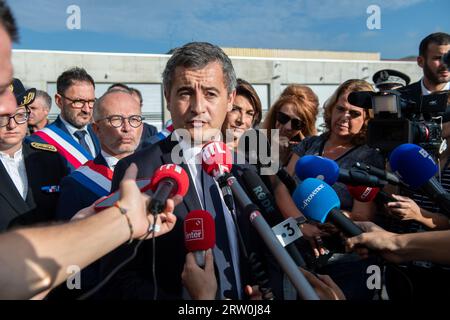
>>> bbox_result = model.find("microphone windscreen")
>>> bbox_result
[295,155,339,185]
[346,185,380,202]
[201,141,233,177]
[389,143,438,189]
[292,178,340,223]
[184,210,216,252]
[150,164,189,197]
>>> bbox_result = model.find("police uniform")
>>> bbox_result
[372,69,411,91]
[0,141,69,230]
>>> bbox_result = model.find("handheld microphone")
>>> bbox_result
[184,210,216,267]
[352,162,401,186]
[347,185,396,203]
[225,175,319,300]
[292,178,363,237]
[241,168,306,267]
[390,143,450,216]
[148,164,189,215]
[295,155,387,187]
[276,167,298,194]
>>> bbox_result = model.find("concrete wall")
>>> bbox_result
[12,49,423,129]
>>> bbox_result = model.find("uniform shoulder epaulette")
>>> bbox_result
[30,142,57,153]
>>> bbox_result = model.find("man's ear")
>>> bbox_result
[55,94,63,110]
[227,90,236,112]
[417,55,425,69]
[164,89,171,112]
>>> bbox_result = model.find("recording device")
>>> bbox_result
[295,155,388,188]
[443,50,450,71]
[390,143,450,216]
[292,178,363,237]
[348,89,448,155]
[276,167,298,194]
[94,178,152,212]
[148,164,189,215]
[184,210,215,267]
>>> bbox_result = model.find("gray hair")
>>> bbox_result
[162,42,237,95]
[93,88,136,121]
[35,90,52,110]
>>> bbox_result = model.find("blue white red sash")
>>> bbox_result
[155,120,174,141]
[34,123,94,169]
[70,160,114,198]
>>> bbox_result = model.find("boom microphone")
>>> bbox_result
[184,210,216,267]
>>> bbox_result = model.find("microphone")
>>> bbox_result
[389,143,450,216]
[276,167,298,194]
[225,174,319,300]
[347,185,396,203]
[184,210,216,267]
[295,155,387,188]
[241,168,306,267]
[292,178,363,237]
[201,141,234,212]
[148,164,189,215]
[352,162,401,186]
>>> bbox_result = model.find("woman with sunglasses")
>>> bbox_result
[223,81,327,258]
[262,85,319,167]
[284,79,384,300]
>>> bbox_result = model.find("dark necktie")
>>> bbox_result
[201,169,239,299]
[74,130,92,156]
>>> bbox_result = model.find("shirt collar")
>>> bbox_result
[59,116,88,136]
[100,150,119,170]
[173,130,223,163]
[0,147,23,160]
[420,78,450,95]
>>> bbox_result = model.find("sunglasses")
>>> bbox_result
[276,111,304,130]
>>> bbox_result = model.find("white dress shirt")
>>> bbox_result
[421,78,450,95]
[175,133,242,299]
[60,116,96,156]
[0,148,28,200]
[101,150,119,171]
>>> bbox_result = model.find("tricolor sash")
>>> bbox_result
[70,160,114,198]
[155,120,174,141]
[34,123,94,169]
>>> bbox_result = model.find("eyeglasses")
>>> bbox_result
[61,95,96,109]
[97,115,145,128]
[335,105,362,119]
[276,111,304,130]
[0,109,30,128]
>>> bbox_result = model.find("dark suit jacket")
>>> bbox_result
[1,142,69,231]
[26,116,101,172]
[98,136,284,300]
[55,153,109,221]
[137,123,158,150]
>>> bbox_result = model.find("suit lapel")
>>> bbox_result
[160,137,202,213]
[0,145,30,215]
[87,124,101,156]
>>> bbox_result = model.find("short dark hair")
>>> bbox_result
[0,0,18,42]
[56,67,95,95]
[163,42,236,95]
[108,83,130,91]
[35,90,52,110]
[419,32,450,57]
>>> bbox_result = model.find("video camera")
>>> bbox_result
[348,89,449,156]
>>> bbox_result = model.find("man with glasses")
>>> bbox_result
[45,88,143,299]
[0,78,68,231]
[27,67,101,172]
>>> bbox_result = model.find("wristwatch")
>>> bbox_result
[295,216,308,226]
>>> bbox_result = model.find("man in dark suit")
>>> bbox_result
[27,67,101,172]
[99,42,285,300]
[399,32,450,105]
[0,78,68,231]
